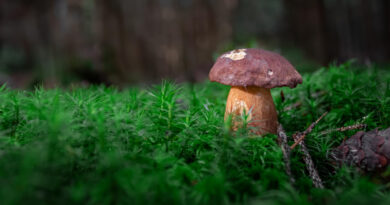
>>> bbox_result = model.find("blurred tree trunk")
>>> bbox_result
[386,0,390,58]
[1,0,237,86]
[283,0,390,64]
[96,0,238,85]
[283,0,329,64]
[2,0,390,88]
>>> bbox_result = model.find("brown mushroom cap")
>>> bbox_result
[209,48,302,88]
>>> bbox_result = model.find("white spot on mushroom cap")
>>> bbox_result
[268,69,274,76]
[222,49,247,61]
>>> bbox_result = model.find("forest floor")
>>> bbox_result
[1,62,390,205]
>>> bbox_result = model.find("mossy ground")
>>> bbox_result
[1,62,390,205]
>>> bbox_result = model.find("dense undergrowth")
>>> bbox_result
[1,63,390,205]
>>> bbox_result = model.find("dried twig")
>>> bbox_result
[278,112,328,188]
[289,112,328,188]
[277,124,295,184]
[292,133,324,188]
[283,101,302,111]
[319,124,366,136]
[290,112,328,150]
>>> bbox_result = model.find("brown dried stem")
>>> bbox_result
[290,112,328,150]
[278,112,328,188]
[277,124,295,185]
[292,133,324,188]
[283,101,302,111]
[319,124,366,136]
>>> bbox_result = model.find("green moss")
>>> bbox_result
[1,63,390,204]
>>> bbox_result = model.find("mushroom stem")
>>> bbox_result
[225,86,278,135]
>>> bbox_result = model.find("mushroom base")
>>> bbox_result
[224,86,278,135]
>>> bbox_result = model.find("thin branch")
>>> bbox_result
[290,112,328,150]
[292,133,324,188]
[284,101,302,111]
[319,124,366,136]
[277,124,295,185]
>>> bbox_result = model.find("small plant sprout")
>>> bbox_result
[209,48,302,135]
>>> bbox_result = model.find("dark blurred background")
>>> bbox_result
[1,0,389,88]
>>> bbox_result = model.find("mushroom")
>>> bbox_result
[209,48,302,135]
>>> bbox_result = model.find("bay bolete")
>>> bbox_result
[209,48,302,135]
